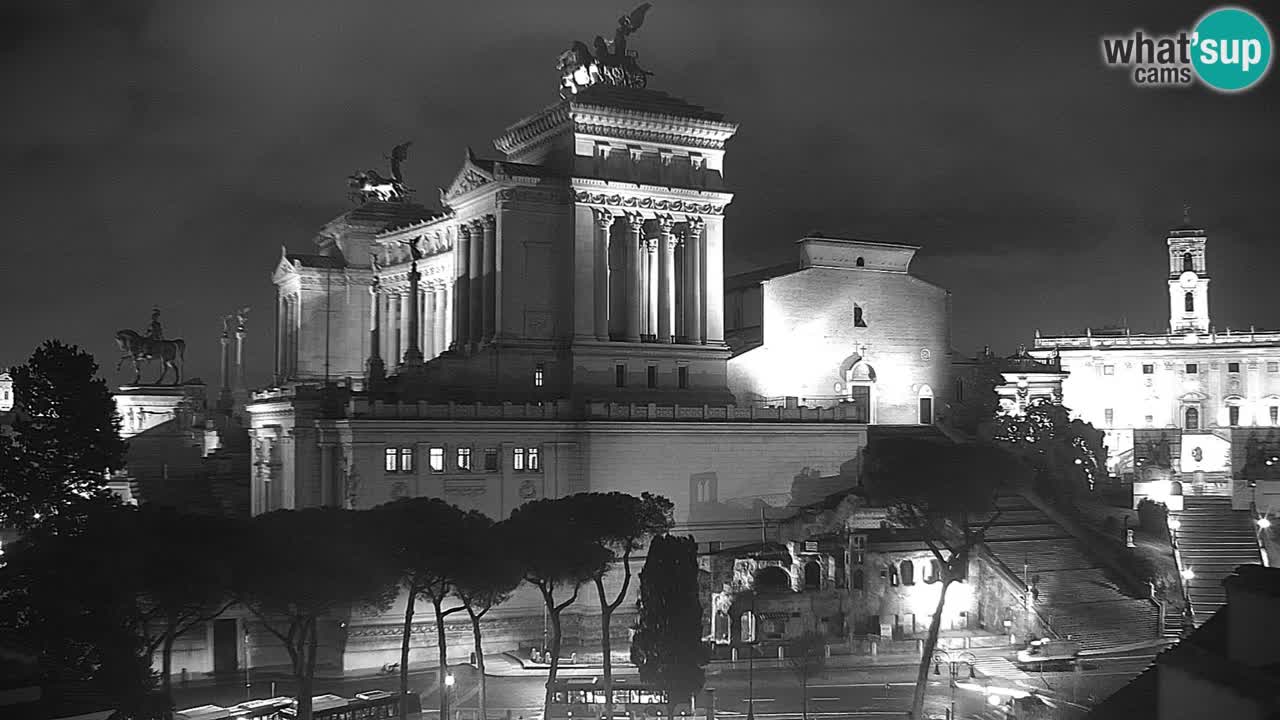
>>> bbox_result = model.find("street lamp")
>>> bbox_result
[444,673,455,720]
[1259,517,1272,530]
[1181,567,1196,582]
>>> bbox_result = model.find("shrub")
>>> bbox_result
[1137,499,1169,534]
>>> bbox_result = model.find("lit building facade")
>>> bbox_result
[1032,221,1280,513]
[725,236,952,425]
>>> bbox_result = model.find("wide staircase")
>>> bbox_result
[1173,495,1263,626]
[982,495,1161,651]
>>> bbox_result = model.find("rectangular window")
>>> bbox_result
[1270,362,1279,373]
[1186,363,1198,374]
[484,448,499,472]
[1271,406,1278,425]
[385,448,398,473]
[1228,362,1241,373]
[647,365,658,389]
[429,447,445,473]
[615,363,626,388]
[1103,365,1115,375]
[528,446,541,471]
[399,448,414,473]
[678,366,689,389]
[1229,406,1241,426]
[1142,364,1154,374]
[513,447,526,471]
[1145,414,1154,426]
[534,363,545,387]
[456,447,472,472]
[1105,408,1114,425]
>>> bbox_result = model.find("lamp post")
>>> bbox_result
[932,651,978,720]
[1168,518,1180,549]
[444,673,455,720]
[244,629,252,701]
[746,592,756,720]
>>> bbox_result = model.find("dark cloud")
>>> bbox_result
[2,0,1277,381]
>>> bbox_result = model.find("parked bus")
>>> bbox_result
[229,697,294,720]
[277,692,421,720]
[176,706,231,720]
[545,677,691,720]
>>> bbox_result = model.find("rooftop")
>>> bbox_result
[570,85,727,123]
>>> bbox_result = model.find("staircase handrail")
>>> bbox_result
[977,542,1061,640]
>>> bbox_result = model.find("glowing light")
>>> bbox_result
[1168,518,1181,531]
[1259,517,1272,530]
[987,695,1003,707]
[445,674,455,687]
[1181,568,1195,581]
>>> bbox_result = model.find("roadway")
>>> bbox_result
[170,650,1158,720]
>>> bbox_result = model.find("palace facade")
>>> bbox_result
[1032,221,1280,513]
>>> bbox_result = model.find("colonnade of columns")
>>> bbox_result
[453,215,498,350]
[371,281,454,367]
[594,210,707,344]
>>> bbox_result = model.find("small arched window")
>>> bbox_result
[900,560,915,586]
[1183,251,1194,272]
[852,568,865,590]
[856,256,865,267]
[1185,292,1195,312]
[854,305,867,328]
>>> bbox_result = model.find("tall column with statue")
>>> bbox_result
[402,237,424,368]
[368,269,385,385]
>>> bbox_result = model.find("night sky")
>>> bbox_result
[3,1,1278,387]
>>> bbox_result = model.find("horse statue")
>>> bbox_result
[114,329,186,385]
[558,4,654,98]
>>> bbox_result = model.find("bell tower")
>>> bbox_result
[1167,209,1210,334]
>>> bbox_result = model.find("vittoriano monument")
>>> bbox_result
[347,141,413,203]
[115,307,186,385]
[558,3,653,98]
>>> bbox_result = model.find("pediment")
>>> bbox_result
[1178,390,1209,402]
[442,150,495,202]
[272,248,299,284]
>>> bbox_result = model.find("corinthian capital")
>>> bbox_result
[625,213,645,233]
[658,215,676,236]
[593,208,616,229]
[482,214,496,231]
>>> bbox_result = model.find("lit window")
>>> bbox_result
[1145,415,1154,426]
[385,448,398,473]
[853,304,867,328]
[1142,364,1154,374]
[484,448,499,472]
[1186,363,1198,374]
[615,363,626,388]
[456,447,472,471]
[1228,362,1241,373]
[386,447,414,473]
[1103,365,1114,375]
[514,447,526,471]
[399,448,414,473]
[1271,406,1278,425]
[429,447,445,473]
[528,447,541,471]
[678,366,689,389]
[1104,408,1114,425]
[534,363,545,387]
[647,365,657,389]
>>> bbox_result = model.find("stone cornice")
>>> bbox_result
[571,178,733,217]
[493,103,572,157]
[571,104,738,150]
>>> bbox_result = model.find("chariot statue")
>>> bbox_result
[348,141,413,203]
[559,3,654,98]
[115,307,186,385]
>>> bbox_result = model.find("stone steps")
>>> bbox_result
[1170,497,1263,627]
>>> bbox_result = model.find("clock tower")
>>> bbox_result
[1167,213,1210,335]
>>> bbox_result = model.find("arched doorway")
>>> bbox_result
[803,561,821,590]
[844,361,876,423]
[917,385,934,425]
[1185,406,1200,431]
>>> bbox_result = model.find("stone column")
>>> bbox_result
[703,216,725,344]
[443,284,454,351]
[481,215,496,342]
[454,224,471,350]
[234,322,246,393]
[386,290,399,363]
[593,209,613,341]
[219,324,232,407]
[468,219,483,346]
[421,285,433,359]
[367,277,385,383]
[320,444,335,507]
[658,217,676,343]
[403,260,423,367]
[625,214,643,342]
[645,238,658,338]
[685,218,704,344]
[274,294,284,382]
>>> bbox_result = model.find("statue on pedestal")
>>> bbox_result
[348,141,413,204]
[115,307,186,385]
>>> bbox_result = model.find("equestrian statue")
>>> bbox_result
[558,3,654,98]
[115,307,186,385]
[348,141,413,204]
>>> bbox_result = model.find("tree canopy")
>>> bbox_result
[630,534,707,719]
[989,398,1107,501]
[0,340,126,531]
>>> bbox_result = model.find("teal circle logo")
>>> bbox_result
[1192,7,1273,92]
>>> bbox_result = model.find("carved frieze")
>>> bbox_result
[573,190,725,215]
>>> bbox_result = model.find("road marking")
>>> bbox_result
[809,682,914,688]
[742,698,776,702]
[810,697,840,701]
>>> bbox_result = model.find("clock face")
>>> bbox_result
[1179,271,1198,288]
